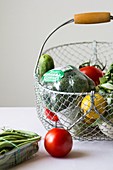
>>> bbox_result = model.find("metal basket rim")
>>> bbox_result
[34,40,113,76]
[34,75,95,96]
[40,40,113,55]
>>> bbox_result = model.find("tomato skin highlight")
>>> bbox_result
[80,66,103,85]
[44,128,73,157]
[45,108,59,122]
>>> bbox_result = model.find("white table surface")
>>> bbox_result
[0,107,113,170]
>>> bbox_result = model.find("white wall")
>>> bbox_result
[0,0,113,106]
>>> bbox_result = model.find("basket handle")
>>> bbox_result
[35,12,113,74]
[74,12,111,24]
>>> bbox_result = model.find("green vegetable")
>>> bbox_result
[38,54,54,78]
[41,65,95,112]
[100,83,113,90]
[99,63,113,92]
[0,128,41,155]
[98,63,113,117]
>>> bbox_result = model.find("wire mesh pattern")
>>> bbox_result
[34,41,113,141]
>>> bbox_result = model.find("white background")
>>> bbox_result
[0,0,113,106]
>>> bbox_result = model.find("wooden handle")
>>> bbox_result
[74,12,111,24]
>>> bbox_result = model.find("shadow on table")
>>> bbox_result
[9,150,91,169]
[66,150,91,159]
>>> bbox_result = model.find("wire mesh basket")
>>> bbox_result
[34,12,113,141]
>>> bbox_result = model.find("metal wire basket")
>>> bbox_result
[34,12,113,141]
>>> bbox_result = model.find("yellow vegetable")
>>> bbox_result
[81,93,107,120]
[83,116,95,125]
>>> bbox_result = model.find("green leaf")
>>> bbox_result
[99,76,108,84]
[100,82,113,90]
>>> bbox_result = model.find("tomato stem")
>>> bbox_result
[79,61,106,71]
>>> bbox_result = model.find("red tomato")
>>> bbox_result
[80,66,103,85]
[45,108,59,122]
[44,128,73,157]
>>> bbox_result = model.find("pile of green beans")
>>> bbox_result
[0,128,41,155]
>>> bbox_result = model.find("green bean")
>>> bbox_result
[11,136,41,145]
[0,149,10,155]
[0,131,34,138]
[0,132,26,137]
[0,149,6,154]
[0,135,27,141]
[0,141,16,150]
[3,129,38,137]
[0,128,41,155]
[17,141,39,149]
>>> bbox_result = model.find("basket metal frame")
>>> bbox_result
[34,15,113,141]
